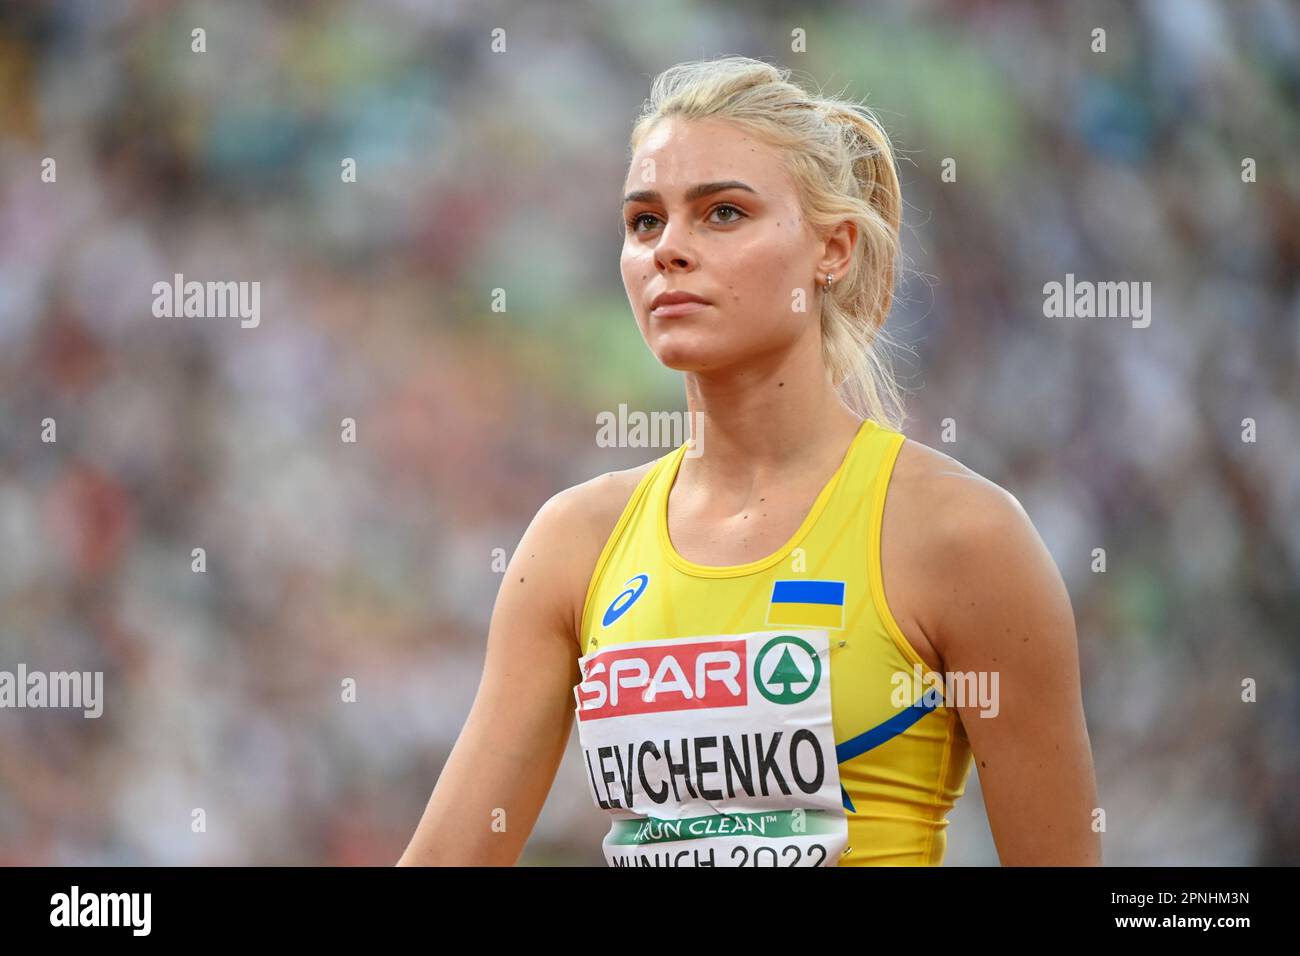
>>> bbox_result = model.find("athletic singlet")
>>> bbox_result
[574,417,973,866]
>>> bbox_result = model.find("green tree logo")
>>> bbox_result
[754,635,821,704]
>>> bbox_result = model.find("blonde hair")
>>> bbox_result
[628,56,908,431]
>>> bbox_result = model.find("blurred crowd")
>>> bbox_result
[0,0,1296,865]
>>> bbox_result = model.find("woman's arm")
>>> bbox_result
[920,475,1102,865]
[397,486,593,866]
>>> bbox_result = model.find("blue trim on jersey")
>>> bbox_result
[837,689,943,812]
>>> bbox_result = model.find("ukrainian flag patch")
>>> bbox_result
[765,579,846,630]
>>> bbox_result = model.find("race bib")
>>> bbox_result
[573,631,848,867]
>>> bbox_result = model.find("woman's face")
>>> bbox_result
[620,117,824,375]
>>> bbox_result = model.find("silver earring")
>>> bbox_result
[824,272,835,293]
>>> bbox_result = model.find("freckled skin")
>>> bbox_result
[620,117,823,375]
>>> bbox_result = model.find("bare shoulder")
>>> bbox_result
[889,437,1026,534]
[528,456,662,640]
[881,436,1055,668]
[552,458,660,538]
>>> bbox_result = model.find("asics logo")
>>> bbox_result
[602,574,649,627]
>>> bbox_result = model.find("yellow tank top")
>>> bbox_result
[576,417,973,866]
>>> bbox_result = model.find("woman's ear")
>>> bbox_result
[816,219,858,286]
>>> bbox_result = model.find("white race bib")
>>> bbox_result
[574,631,848,867]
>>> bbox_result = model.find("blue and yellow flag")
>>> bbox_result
[765,579,845,630]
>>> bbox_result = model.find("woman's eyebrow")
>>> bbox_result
[621,180,758,205]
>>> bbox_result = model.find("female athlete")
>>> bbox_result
[399,56,1101,867]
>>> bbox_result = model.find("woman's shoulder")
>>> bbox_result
[547,455,663,540]
[526,454,666,639]
[889,434,1025,532]
[884,433,1066,661]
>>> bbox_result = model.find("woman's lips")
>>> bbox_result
[650,301,710,318]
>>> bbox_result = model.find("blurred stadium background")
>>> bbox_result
[0,0,1297,865]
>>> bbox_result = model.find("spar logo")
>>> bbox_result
[754,635,820,704]
[575,638,747,720]
[602,574,649,627]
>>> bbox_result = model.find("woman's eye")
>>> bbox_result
[710,203,745,223]
[626,204,745,234]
